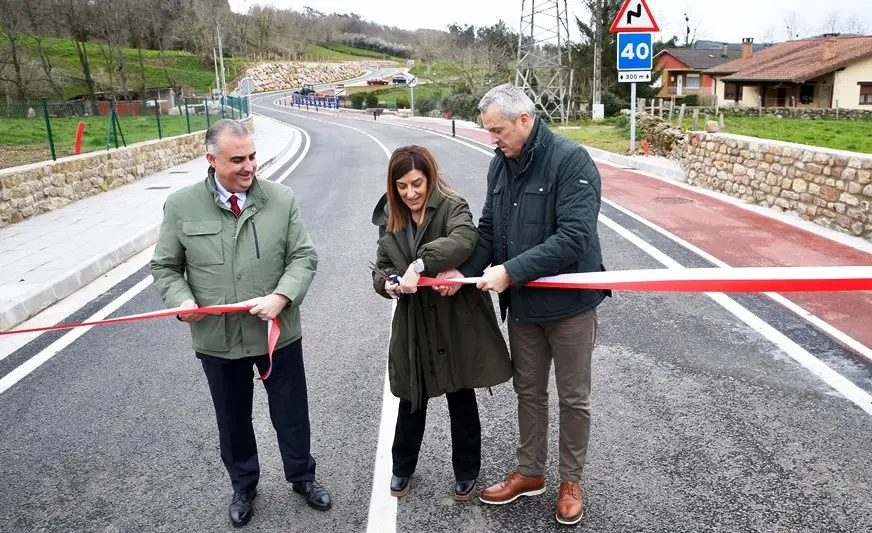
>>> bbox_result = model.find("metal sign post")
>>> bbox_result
[611,0,658,153]
[238,77,257,117]
[407,75,418,116]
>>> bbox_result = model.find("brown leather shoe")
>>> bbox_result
[556,481,584,525]
[479,471,545,505]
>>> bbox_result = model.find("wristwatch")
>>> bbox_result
[412,258,425,274]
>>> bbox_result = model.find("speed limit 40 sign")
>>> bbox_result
[616,32,652,71]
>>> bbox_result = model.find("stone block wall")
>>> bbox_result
[684,132,872,239]
[696,106,872,120]
[242,60,385,92]
[0,117,253,228]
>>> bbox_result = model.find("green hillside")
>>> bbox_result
[5,35,397,99]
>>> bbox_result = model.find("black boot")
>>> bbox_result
[390,475,411,497]
[454,479,477,502]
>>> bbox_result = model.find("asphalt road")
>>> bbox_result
[0,93,871,533]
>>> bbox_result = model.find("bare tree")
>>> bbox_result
[21,0,65,98]
[124,0,150,98]
[96,0,131,99]
[250,5,276,59]
[682,11,703,47]
[0,0,30,99]
[842,14,866,35]
[56,0,99,110]
[783,11,803,40]
[820,11,844,34]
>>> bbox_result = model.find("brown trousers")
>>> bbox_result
[508,309,598,482]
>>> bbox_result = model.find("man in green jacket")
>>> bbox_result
[150,119,331,527]
[439,84,609,525]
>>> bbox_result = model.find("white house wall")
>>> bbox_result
[833,55,872,110]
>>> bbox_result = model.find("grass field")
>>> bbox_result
[552,117,632,154]
[0,107,247,169]
[720,115,872,154]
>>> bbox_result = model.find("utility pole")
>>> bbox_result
[592,0,604,120]
[217,21,227,98]
[213,48,220,99]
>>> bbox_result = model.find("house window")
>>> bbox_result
[724,83,743,101]
[686,74,701,89]
[800,83,815,104]
[860,84,872,105]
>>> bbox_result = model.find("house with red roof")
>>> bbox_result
[705,35,872,109]
[653,46,743,99]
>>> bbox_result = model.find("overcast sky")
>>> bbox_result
[227,0,871,44]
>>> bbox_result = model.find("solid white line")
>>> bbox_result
[266,105,399,532]
[603,198,872,364]
[274,124,311,184]
[266,104,393,158]
[599,213,872,416]
[0,276,154,395]
[0,247,156,362]
[366,303,400,533]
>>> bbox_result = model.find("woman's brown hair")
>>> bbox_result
[385,145,454,232]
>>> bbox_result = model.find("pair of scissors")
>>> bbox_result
[368,262,407,300]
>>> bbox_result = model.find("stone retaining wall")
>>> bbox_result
[242,60,391,92]
[684,132,872,239]
[0,117,253,228]
[695,106,872,120]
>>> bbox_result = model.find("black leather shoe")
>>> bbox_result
[454,479,477,502]
[229,489,257,527]
[292,480,332,511]
[390,475,411,497]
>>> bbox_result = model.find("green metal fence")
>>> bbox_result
[0,96,250,170]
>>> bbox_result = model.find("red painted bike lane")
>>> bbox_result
[299,109,872,354]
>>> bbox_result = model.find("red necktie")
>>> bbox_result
[229,194,241,217]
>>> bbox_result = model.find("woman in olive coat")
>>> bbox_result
[371,145,513,502]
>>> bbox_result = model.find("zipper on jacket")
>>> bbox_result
[251,220,261,259]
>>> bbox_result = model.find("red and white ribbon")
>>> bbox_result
[0,303,280,381]
[417,265,872,292]
[3,266,872,380]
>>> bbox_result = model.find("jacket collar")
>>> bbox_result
[498,117,552,175]
[206,167,268,212]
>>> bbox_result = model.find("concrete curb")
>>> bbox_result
[582,145,688,183]
[1,123,300,332]
[1,226,158,331]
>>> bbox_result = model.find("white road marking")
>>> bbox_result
[265,104,400,533]
[0,276,153,395]
[599,214,872,416]
[602,198,872,365]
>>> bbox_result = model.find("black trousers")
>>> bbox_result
[392,388,481,481]
[198,339,316,494]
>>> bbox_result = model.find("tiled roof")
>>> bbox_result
[656,48,743,70]
[705,35,872,83]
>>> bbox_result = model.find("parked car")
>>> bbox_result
[367,79,389,85]
[392,75,407,84]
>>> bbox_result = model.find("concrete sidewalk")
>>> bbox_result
[0,114,300,331]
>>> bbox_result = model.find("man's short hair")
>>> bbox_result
[478,84,537,121]
[205,119,250,154]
